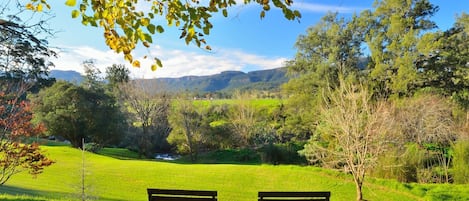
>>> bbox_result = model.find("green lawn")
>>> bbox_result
[0,146,467,201]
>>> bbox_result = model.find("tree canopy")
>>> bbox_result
[31,80,124,148]
[285,0,469,200]
[25,0,301,70]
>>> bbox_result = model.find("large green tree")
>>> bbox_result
[434,14,469,109]
[364,0,439,97]
[25,0,301,69]
[283,12,365,140]
[32,81,123,148]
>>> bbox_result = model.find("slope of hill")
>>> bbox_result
[49,70,83,83]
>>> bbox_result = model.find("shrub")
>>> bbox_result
[260,142,306,165]
[452,140,469,184]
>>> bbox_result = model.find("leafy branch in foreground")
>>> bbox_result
[26,0,301,70]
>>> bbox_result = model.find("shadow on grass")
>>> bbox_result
[95,148,142,160]
[165,157,262,165]
[0,185,125,201]
[162,149,263,165]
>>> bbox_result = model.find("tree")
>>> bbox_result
[431,14,469,109]
[32,81,123,148]
[282,12,365,141]
[364,0,439,97]
[0,87,54,185]
[105,64,130,90]
[300,78,394,201]
[25,0,301,69]
[81,60,126,149]
[228,91,258,147]
[393,94,456,183]
[0,2,55,185]
[81,59,104,91]
[0,1,56,93]
[200,103,233,150]
[168,96,203,162]
[119,80,170,157]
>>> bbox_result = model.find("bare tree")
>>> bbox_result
[395,94,456,183]
[119,80,170,158]
[168,96,202,162]
[228,90,257,147]
[301,78,394,201]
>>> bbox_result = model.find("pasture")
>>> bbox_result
[0,146,467,201]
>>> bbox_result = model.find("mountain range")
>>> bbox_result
[49,67,289,92]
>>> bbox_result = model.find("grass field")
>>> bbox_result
[0,146,467,201]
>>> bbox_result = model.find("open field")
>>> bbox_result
[0,146,467,201]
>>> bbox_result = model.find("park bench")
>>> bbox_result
[147,188,218,201]
[258,191,331,201]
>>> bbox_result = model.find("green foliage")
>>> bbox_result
[282,0,469,188]
[200,104,234,150]
[259,142,306,165]
[168,97,204,161]
[282,12,364,142]
[373,143,427,183]
[365,0,439,97]
[286,12,363,83]
[31,81,124,148]
[452,140,469,184]
[105,64,130,90]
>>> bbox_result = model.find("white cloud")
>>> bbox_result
[50,45,288,79]
[50,46,125,73]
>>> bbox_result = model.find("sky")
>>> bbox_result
[23,0,469,78]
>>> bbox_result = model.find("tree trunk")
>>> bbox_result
[355,180,363,201]
[186,133,194,162]
[138,125,148,158]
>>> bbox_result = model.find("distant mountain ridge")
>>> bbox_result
[49,67,289,92]
[49,70,83,83]
[157,68,288,92]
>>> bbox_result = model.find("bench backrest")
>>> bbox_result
[258,191,331,201]
[147,189,218,201]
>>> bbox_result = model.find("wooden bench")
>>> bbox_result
[258,191,331,201]
[147,188,217,201]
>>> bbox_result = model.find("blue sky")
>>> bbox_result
[37,0,469,78]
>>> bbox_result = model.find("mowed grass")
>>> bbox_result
[0,146,466,201]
